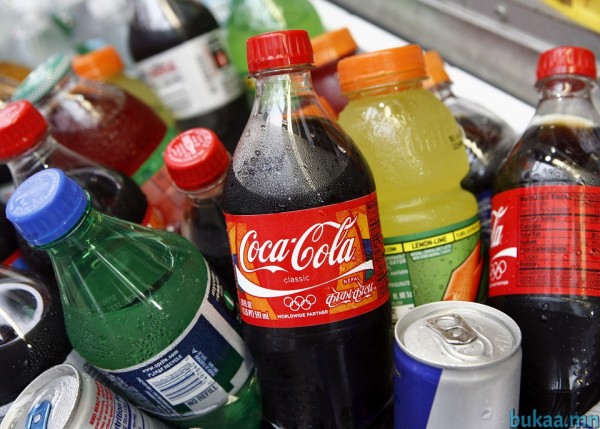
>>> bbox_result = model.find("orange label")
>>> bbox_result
[489,185,600,296]
[225,193,389,328]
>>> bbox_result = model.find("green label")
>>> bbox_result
[131,125,179,186]
[384,217,483,323]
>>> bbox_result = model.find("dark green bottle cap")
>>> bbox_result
[12,54,73,104]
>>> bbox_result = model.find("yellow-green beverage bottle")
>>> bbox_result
[338,44,484,324]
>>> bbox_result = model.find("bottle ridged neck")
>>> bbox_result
[345,78,424,100]
[533,75,600,126]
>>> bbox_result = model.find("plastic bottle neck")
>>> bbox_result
[428,81,455,103]
[38,201,94,253]
[179,172,227,208]
[253,64,314,91]
[6,131,103,186]
[533,75,600,125]
[251,64,332,119]
[344,77,425,101]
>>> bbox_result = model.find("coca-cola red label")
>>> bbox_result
[489,185,600,297]
[225,193,389,328]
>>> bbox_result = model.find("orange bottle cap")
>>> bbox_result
[72,45,125,81]
[338,44,426,94]
[422,50,451,90]
[0,61,31,82]
[311,27,358,68]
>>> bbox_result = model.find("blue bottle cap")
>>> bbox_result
[6,169,88,246]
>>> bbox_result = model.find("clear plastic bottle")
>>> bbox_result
[0,100,163,278]
[72,45,185,232]
[72,44,177,127]
[310,27,358,115]
[226,0,325,95]
[163,128,237,300]
[127,0,249,155]
[423,50,518,248]
[221,30,393,428]
[0,265,74,423]
[6,168,262,429]
[338,45,484,323]
[488,46,600,418]
[11,54,172,186]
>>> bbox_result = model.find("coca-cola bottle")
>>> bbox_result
[488,46,600,417]
[163,128,237,299]
[221,30,393,428]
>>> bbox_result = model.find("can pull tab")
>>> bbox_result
[26,400,51,429]
[426,314,478,345]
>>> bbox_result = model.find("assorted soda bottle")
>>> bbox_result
[0,1,599,428]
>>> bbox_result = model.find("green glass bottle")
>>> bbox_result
[6,168,261,429]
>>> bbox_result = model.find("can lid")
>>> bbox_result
[12,54,73,104]
[0,281,45,346]
[0,100,48,159]
[72,45,124,81]
[164,128,230,191]
[311,28,358,68]
[396,301,521,369]
[537,46,597,81]
[247,30,314,74]
[422,50,451,89]
[2,364,80,429]
[338,44,426,94]
[6,169,88,247]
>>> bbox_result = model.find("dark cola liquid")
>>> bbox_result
[128,0,249,154]
[222,116,393,429]
[0,202,17,263]
[183,204,237,299]
[0,267,72,408]
[17,168,149,278]
[488,118,600,416]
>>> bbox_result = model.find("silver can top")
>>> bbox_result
[0,364,80,429]
[395,301,521,369]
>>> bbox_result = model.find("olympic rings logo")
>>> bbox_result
[284,295,317,311]
[490,260,507,281]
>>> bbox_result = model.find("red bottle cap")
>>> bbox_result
[164,128,230,191]
[536,46,597,81]
[0,100,47,159]
[247,30,314,74]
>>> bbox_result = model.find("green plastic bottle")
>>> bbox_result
[338,45,484,324]
[226,0,325,94]
[6,168,261,429]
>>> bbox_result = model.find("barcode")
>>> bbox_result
[146,356,212,405]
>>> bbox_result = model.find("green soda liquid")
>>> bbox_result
[44,209,261,428]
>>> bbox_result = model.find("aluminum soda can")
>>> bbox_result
[0,364,172,429]
[394,301,522,429]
